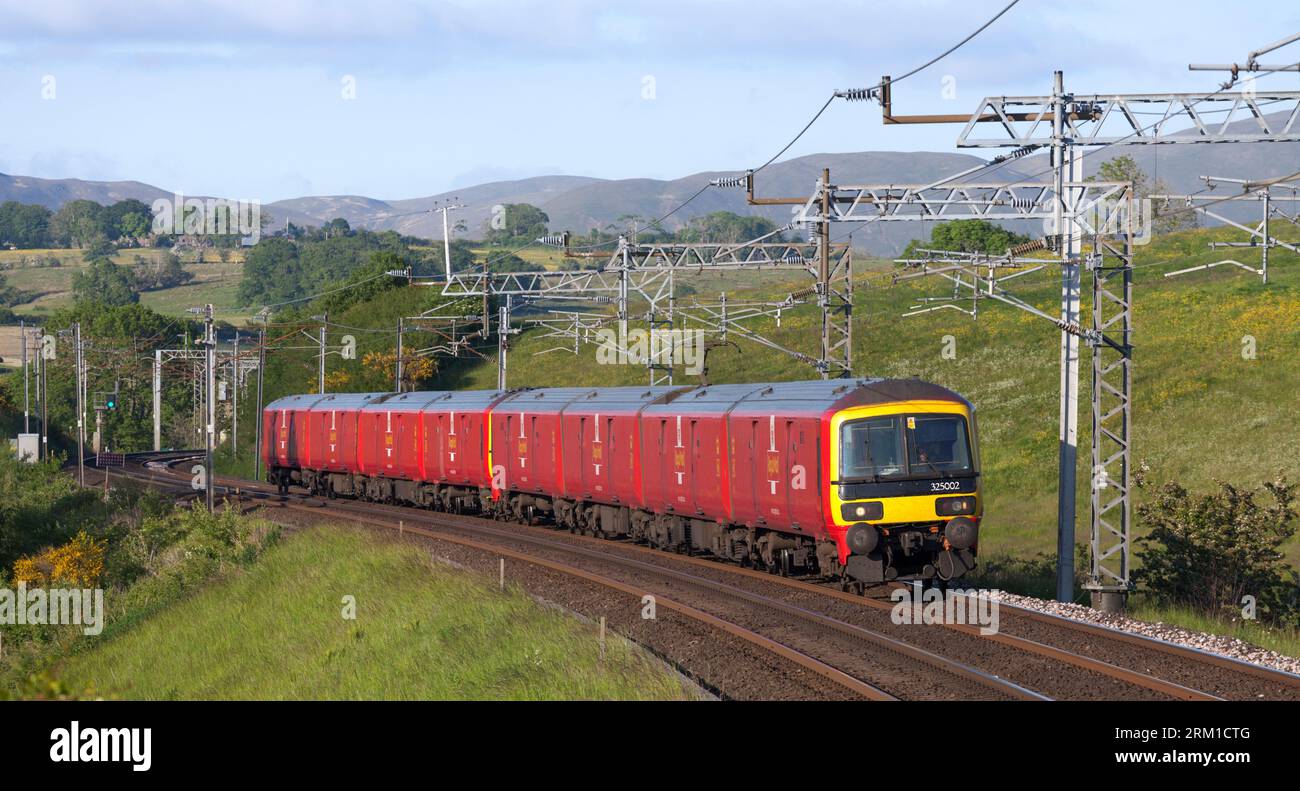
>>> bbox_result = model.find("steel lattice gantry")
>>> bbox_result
[877,77,1300,148]
[406,238,853,382]
[152,347,259,452]
[1153,174,1300,284]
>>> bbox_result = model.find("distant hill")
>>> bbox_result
[0,174,170,209]
[4,110,1297,256]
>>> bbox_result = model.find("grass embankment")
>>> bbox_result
[54,525,693,700]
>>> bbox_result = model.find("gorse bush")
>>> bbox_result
[1136,474,1299,626]
[12,531,106,587]
[0,452,280,696]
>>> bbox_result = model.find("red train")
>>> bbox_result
[261,379,983,586]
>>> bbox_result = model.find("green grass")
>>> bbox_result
[2,251,252,323]
[53,525,694,700]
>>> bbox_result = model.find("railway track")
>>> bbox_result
[90,451,1300,701]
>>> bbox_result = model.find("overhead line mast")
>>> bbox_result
[804,35,1300,612]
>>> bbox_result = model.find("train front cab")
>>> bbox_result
[827,395,982,585]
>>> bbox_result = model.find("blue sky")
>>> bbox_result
[1,0,1297,201]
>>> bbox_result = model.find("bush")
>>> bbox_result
[1136,474,1298,625]
[12,531,106,587]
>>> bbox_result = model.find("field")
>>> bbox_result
[52,524,695,700]
[0,247,253,324]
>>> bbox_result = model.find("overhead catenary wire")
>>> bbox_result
[568,1,1025,251]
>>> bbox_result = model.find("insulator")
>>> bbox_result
[1011,198,1037,210]
[710,174,749,188]
[991,145,1041,164]
[537,234,567,247]
[835,88,878,102]
[1008,239,1047,256]
[783,250,805,263]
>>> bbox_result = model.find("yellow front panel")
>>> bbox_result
[829,399,980,528]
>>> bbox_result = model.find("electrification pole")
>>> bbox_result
[203,305,215,511]
[254,326,266,482]
[21,319,29,434]
[497,296,511,390]
[231,333,239,460]
[74,322,84,486]
[318,310,327,395]
[40,339,48,461]
[153,349,162,452]
[438,203,462,280]
[395,317,404,393]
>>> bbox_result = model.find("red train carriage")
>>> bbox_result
[554,386,680,533]
[262,378,982,586]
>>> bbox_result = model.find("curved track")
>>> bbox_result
[89,451,1300,701]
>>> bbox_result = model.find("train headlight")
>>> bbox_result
[845,523,879,556]
[936,495,976,516]
[944,516,978,550]
[840,501,883,522]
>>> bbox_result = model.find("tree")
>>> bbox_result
[0,202,53,248]
[483,204,549,244]
[325,217,352,238]
[485,252,544,273]
[1136,474,1298,625]
[237,237,301,306]
[104,199,156,243]
[311,250,408,315]
[902,219,1032,259]
[50,200,111,248]
[83,238,117,261]
[131,252,193,291]
[1091,154,1197,235]
[675,212,782,244]
[72,258,138,307]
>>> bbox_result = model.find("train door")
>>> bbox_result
[787,419,821,531]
